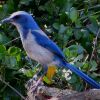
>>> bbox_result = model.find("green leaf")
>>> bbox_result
[20,0,32,5]
[0,45,6,59]
[63,48,72,59]
[58,24,67,33]
[7,0,14,12]
[9,56,17,67]
[87,24,99,35]
[90,60,97,71]
[69,7,78,22]
[89,16,98,26]
[69,74,78,83]
[82,62,90,71]
[68,45,84,54]
[73,54,83,62]
[75,82,84,91]
[87,16,99,35]
[53,23,60,30]
[0,45,6,53]
[74,30,83,40]
[54,0,68,8]
[4,56,17,69]
[22,69,33,77]
[43,76,52,84]
[75,62,83,68]
[16,54,21,62]
[8,46,21,55]
[0,33,10,44]
[59,12,69,24]
[66,27,73,37]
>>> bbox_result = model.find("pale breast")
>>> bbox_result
[21,31,54,65]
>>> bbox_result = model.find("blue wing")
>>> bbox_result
[31,30,65,59]
[31,30,100,89]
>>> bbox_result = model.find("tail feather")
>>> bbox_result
[62,61,100,89]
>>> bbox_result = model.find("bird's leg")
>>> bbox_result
[30,66,48,93]
[26,68,42,90]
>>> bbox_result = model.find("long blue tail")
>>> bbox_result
[61,61,100,89]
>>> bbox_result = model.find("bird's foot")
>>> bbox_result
[26,76,43,94]
[31,77,43,93]
[26,74,38,90]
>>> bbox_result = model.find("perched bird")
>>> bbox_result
[1,11,100,89]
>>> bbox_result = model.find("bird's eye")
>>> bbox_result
[13,15,20,19]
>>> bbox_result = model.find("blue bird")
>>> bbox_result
[1,11,100,89]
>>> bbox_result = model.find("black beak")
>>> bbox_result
[1,17,12,25]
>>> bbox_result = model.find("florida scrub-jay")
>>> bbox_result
[1,11,100,89]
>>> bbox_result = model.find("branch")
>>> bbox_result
[0,77,25,100]
[78,4,100,12]
[4,37,20,46]
[26,85,100,100]
[90,28,100,60]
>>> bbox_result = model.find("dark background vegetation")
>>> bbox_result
[0,0,100,99]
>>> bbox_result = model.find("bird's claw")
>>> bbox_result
[30,83,39,93]
[26,74,39,90]
[26,77,43,94]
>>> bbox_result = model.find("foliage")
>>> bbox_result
[0,0,100,99]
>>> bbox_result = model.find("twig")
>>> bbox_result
[78,4,100,12]
[0,77,26,100]
[90,28,100,60]
[80,10,100,21]
[4,37,20,45]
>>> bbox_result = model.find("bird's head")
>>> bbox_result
[1,11,39,30]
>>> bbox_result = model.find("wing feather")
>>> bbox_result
[31,30,65,59]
